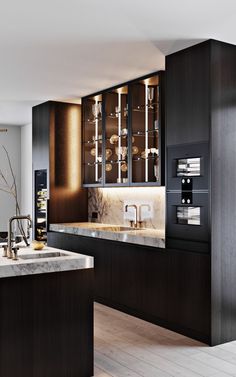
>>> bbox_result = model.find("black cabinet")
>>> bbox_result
[168,250,210,340]
[142,250,168,320]
[111,243,144,312]
[82,71,165,187]
[166,41,210,146]
[166,39,236,345]
[32,101,88,233]
[48,231,210,343]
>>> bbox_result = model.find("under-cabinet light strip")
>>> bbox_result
[118,92,121,182]
[95,99,98,182]
[145,84,149,182]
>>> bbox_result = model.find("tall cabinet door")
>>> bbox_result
[129,74,163,185]
[82,95,103,186]
[104,86,129,185]
[166,41,210,147]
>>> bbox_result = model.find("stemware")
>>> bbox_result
[148,87,154,108]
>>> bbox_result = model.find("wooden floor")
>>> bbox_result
[94,303,236,377]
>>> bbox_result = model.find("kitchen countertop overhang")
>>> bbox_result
[50,222,165,249]
[0,245,94,278]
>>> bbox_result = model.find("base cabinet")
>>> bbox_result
[142,251,168,320]
[111,243,144,312]
[48,232,210,343]
[168,250,210,341]
[0,269,93,377]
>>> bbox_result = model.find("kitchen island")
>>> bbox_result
[0,245,94,377]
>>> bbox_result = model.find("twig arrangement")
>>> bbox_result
[0,145,28,245]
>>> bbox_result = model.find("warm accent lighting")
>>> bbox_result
[67,106,81,191]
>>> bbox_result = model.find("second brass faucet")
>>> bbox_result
[125,204,138,228]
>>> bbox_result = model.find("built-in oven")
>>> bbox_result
[166,192,209,253]
[166,141,210,253]
[167,142,209,191]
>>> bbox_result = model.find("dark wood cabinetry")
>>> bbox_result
[82,71,165,187]
[166,39,236,345]
[0,269,93,377]
[48,231,210,343]
[32,101,88,237]
[166,42,210,146]
[111,243,144,312]
[142,250,168,320]
[167,250,210,340]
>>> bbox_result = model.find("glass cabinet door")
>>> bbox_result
[130,74,160,184]
[83,95,103,185]
[104,86,128,185]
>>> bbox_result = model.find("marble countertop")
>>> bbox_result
[50,222,165,249]
[0,245,94,279]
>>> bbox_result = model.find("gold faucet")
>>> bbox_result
[138,204,151,228]
[125,204,138,228]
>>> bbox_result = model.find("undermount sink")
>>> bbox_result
[92,226,142,232]
[20,252,67,260]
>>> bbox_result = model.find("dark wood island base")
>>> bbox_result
[0,269,94,377]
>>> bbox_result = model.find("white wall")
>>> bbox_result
[20,123,32,218]
[0,126,21,231]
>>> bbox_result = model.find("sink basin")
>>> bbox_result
[92,226,142,232]
[20,252,67,260]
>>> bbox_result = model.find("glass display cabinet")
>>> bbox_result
[82,71,164,187]
[104,86,128,185]
[130,74,161,184]
[35,169,47,241]
[82,95,103,185]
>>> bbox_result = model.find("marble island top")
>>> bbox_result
[0,245,94,279]
[50,222,165,249]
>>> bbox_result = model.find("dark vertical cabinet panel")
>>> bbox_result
[142,251,168,320]
[111,243,144,312]
[32,102,50,174]
[32,101,88,229]
[211,41,236,345]
[166,41,210,146]
[168,250,210,340]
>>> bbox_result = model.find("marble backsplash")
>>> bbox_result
[88,187,165,231]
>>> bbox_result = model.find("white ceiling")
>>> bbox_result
[1,0,236,126]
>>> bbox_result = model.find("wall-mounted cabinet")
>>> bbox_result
[82,71,165,187]
[32,101,88,238]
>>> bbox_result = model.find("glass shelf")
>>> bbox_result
[83,139,102,145]
[133,155,159,161]
[106,159,127,164]
[132,129,159,136]
[84,162,103,166]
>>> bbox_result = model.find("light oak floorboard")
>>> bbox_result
[94,303,236,377]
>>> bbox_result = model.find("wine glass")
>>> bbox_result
[148,87,154,108]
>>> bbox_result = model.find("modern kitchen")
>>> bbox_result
[1,2,236,377]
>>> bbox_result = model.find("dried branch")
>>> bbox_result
[0,145,29,246]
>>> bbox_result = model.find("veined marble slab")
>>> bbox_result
[50,222,165,249]
[0,245,94,279]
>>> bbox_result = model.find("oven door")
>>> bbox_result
[167,142,209,191]
[166,192,209,253]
